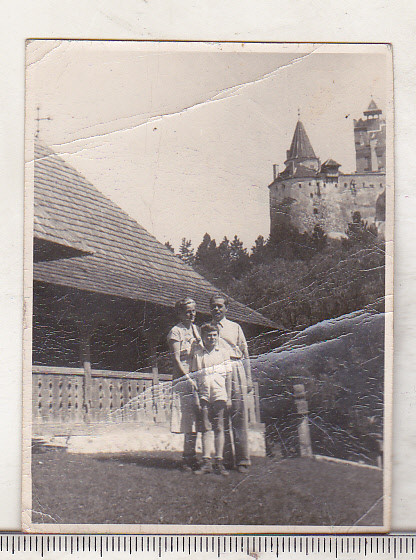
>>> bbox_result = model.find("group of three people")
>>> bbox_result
[167,294,252,476]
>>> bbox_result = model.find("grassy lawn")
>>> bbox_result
[32,448,383,527]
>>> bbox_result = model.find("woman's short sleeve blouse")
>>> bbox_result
[167,323,199,373]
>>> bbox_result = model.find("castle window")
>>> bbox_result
[299,183,302,188]
[380,183,383,188]
[317,182,320,187]
[310,193,313,198]
[344,183,347,187]
[335,183,338,187]
[313,208,318,215]
[309,182,312,186]
[370,183,374,188]
[363,182,365,187]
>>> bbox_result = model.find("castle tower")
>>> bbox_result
[268,120,322,234]
[354,99,386,173]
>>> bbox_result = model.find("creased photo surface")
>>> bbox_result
[22,41,393,533]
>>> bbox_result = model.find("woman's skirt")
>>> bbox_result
[170,377,199,434]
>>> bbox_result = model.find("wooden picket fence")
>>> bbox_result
[32,365,261,432]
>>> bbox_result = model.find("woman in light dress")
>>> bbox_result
[167,297,201,471]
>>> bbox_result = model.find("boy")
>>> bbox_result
[190,323,232,476]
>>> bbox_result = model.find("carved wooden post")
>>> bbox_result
[377,436,383,468]
[79,325,93,422]
[253,381,261,424]
[293,384,313,458]
[145,328,160,385]
[152,365,159,386]
[147,330,164,422]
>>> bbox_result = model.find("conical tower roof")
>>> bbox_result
[286,120,317,162]
[364,98,382,116]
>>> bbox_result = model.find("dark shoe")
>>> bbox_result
[214,460,230,476]
[237,464,250,473]
[194,459,213,475]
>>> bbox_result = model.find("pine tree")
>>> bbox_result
[178,238,195,265]
[229,235,250,278]
[251,235,267,264]
[252,235,265,253]
[195,233,213,263]
[345,211,378,245]
[196,233,219,269]
[230,235,247,261]
[164,241,175,253]
[218,236,231,264]
[311,225,327,252]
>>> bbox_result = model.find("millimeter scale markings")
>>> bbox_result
[0,536,414,558]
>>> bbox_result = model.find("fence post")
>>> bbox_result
[145,329,163,421]
[293,384,313,458]
[79,325,93,421]
[376,436,383,468]
[252,381,261,424]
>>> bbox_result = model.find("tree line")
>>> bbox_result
[166,212,385,331]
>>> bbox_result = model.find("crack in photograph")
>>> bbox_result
[22,41,393,533]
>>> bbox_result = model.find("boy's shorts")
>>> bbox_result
[200,399,227,432]
[197,370,228,403]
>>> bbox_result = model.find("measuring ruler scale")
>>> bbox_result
[0,535,414,559]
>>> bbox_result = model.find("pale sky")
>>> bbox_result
[26,41,389,249]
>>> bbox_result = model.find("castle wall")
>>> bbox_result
[269,173,386,237]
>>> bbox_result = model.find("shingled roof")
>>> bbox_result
[35,205,88,251]
[33,141,275,328]
[286,120,317,162]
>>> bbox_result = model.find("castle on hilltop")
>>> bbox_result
[268,100,387,238]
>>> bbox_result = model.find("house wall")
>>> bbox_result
[32,282,267,436]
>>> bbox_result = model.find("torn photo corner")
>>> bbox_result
[22,40,393,533]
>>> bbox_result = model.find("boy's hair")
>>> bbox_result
[175,296,196,315]
[209,293,229,307]
[200,322,219,337]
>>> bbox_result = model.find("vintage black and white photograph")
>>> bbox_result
[22,41,393,532]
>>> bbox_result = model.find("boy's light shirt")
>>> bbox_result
[192,343,232,404]
[194,343,232,375]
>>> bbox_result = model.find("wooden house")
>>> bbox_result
[32,141,275,434]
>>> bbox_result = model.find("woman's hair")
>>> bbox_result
[175,297,196,315]
[209,293,229,307]
[200,322,219,337]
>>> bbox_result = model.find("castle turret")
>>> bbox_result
[280,120,320,179]
[320,159,341,182]
[354,99,386,173]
